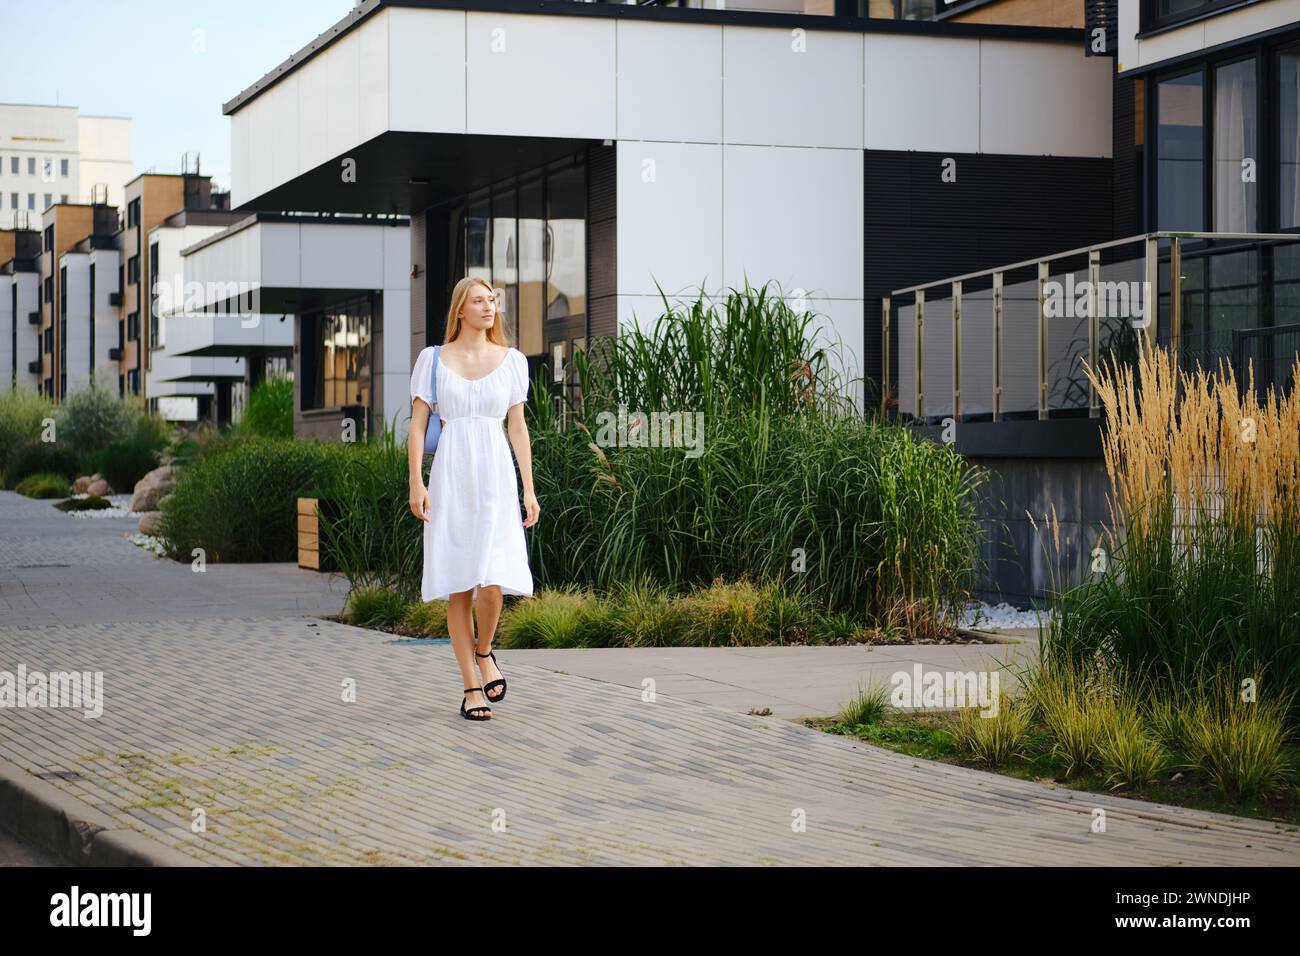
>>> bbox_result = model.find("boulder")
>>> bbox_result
[72,476,92,494]
[137,511,164,536]
[87,479,112,496]
[89,473,102,482]
[130,466,176,513]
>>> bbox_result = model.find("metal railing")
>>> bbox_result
[885,231,1300,424]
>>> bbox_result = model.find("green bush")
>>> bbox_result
[4,441,84,488]
[16,473,71,499]
[0,388,54,473]
[344,587,408,630]
[838,682,890,727]
[237,376,294,439]
[54,495,113,512]
[54,386,138,451]
[160,436,356,562]
[90,439,164,493]
[952,697,1031,768]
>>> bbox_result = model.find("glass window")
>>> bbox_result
[466,194,490,279]
[9,193,15,210]
[545,163,585,322]
[27,193,35,210]
[1213,59,1256,232]
[1281,44,1300,230]
[9,157,16,175]
[27,158,35,176]
[60,194,67,204]
[1157,71,1204,231]
[492,183,519,347]
[517,177,545,357]
[43,193,51,210]
[60,159,68,177]
[312,296,373,410]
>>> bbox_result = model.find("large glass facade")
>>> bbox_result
[443,155,586,362]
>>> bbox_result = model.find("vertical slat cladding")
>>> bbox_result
[865,149,1114,416]
[410,208,427,362]
[1113,77,1141,238]
[587,143,617,341]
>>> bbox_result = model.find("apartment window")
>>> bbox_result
[9,157,16,175]
[1156,70,1204,230]
[44,276,52,304]
[9,193,15,210]
[127,311,139,341]
[60,266,67,321]
[1213,58,1257,232]
[1142,0,1248,32]
[43,193,52,210]
[127,198,140,229]
[300,295,373,411]
[60,194,67,204]
[27,193,34,210]
[27,158,34,176]
[44,327,52,353]
[119,374,124,397]
[127,255,139,284]
[127,368,139,395]
[43,225,52,252]
[60,159,68,178]
[1281,43,1300,229]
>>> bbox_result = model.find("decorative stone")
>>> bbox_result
[130,466,176,513]
[73,476,92,494]
[87,479,112,496]
[137,511,164,536]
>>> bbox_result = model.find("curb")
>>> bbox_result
[0,759,210,867]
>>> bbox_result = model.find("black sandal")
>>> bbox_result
[476,648,507,702]
[460,687,492,720]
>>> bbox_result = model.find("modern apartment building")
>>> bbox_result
[0,103,132,230]
[222,0,1113,438]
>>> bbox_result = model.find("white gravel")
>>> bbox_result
[63,493,135,519]
[955,601,1049,631]
[125,532,168,557]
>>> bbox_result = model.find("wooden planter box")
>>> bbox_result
[297,497,337,571]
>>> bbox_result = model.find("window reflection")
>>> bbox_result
[1280,45,1300,229]
[1157,71,1204,231]
[311,294,372,410]
[1214,59,1256,233]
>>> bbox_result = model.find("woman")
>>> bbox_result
[408,275,539,722]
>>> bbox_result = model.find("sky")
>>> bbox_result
[0,0,358,193]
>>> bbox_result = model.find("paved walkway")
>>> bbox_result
[1,490,1297,865]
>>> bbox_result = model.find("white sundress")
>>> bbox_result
[409,345,535,603]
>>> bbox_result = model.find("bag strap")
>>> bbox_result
[430,345,440,407]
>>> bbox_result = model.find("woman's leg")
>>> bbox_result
[448,589,490,717]
[474,585,505,699]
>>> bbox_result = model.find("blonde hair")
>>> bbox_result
[443,275,508,347]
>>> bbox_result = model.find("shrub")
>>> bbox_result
[1048,345,1300,731]
[839,682,890,727]
[1181,682,1293,799]
[1098,698,1168,789]
[16,473,71,499]
[399,600,450,638]
[160,436,355,562]
[0,388,54,473]
[498,587,612,649]
[54,495,113,512]
[54,386,138,451]
[605,576,685,647]
[1028,659,1114,778]
[675,578,769,646]
[344,587,408,630]
[237,376,294,439]
[90,439,163,493]
[3,440,84,488]
[952,696,1031,767]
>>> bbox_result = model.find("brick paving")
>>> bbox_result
[1,490,1298,865]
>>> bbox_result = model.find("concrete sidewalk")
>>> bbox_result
[2,490,1297,866]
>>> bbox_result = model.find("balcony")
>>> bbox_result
[109,292,122,306]
[885,230,1300,440]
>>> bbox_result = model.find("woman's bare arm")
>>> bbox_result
[408,399,431,520]
[506,403,539,528]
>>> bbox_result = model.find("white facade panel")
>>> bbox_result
[258,223,302,289]
[980,40,1112,157]
[358,12,390,143]
[383,225,410,292]
[722,145,863,300]
[230,108,251,210]
[387,8,466,133]
[617,21,722,143]
[297,53,331,175]
[88,248,120,384]
[617,140,723,299]
[60,254,92,392]
[269,75,300,198]
[12,275,40,388]
[864,34,980,153]
[0,277,13,386]
[325,29,362,162]
[380,288,411,440]
[299,223,385,289]
[465,13,615,139]
[723,26,863,149]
